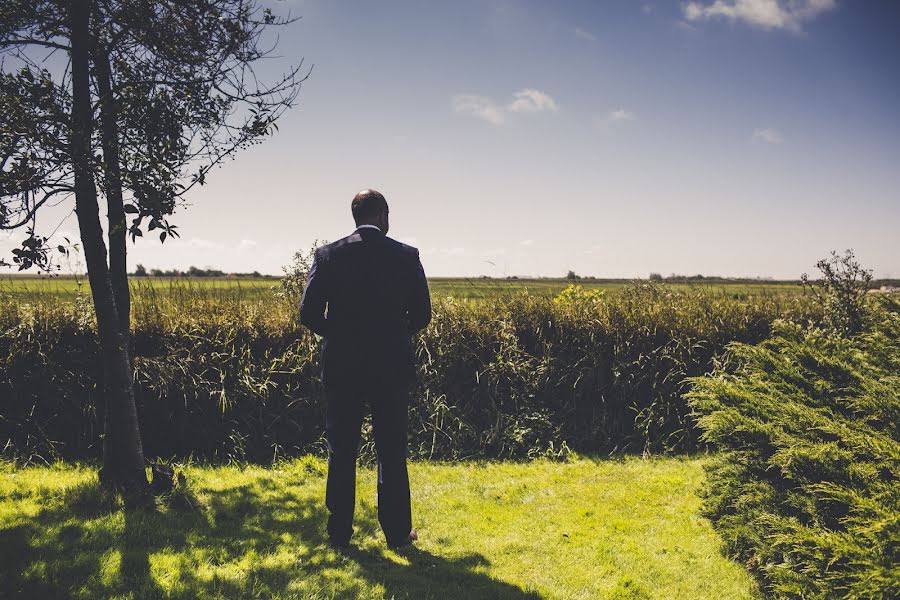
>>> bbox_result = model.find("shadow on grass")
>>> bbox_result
[0,474,540,599]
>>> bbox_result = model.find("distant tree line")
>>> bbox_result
[647,273,782,283]
[132,264,267,278]
[558,270,900,287]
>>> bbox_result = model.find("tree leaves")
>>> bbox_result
[2,0,304,270]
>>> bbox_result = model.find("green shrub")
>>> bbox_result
[552,283,605,305]
[1,282,819,462]
[688,295,899,598]
[801,249,874,337]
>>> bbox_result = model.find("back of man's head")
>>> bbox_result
[351,189,388,226]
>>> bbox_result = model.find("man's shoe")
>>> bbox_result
[328,538,352,551]
[388,528,418,550]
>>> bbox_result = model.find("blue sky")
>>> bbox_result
[5,0,900,278]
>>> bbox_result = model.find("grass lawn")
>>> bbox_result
[0,456,756,599]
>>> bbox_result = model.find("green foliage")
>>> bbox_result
[1,0,305,269]
[688,295,899,598]
[0,457,757,599]
[0,282,819,462]
[801,249,874,336]
[278,240,325,311]
[552,283,605,305]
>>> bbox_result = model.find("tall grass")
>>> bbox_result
[0,282,820,463]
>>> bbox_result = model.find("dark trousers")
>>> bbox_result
[324,379,412,545]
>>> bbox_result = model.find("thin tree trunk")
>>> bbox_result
[93,44,129,335]
[70,0,147,491]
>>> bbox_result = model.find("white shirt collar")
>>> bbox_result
[355,224,382,233]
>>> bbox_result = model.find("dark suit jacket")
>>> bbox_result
[299,227,432,387]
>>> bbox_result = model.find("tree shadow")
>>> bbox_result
[1,473,542,599]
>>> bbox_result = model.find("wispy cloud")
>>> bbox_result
[683,0,837,32]
[185,238,226,250]
[452,94,506,125]
[520,239,534,247]
[594,108,639,130]
[452,89,559,125]
[507,89,559,114]
[237,239,258,250]
[424,246,469,257]
[574,27,598,42]
[608,108,637,122]
[752,127,784,144]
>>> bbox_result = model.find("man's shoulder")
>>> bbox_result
[316,235,355,259]
[384,236,419,258]
[315,233,419,262]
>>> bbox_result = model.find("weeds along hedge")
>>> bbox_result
[0,283,819,463]
[688,295,899,599]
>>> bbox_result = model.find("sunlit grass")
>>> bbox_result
[428,278,801,300]
[0,274,802,302]
[0,457,758,599]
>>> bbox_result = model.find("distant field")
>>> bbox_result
[1,274,803,300]
[428,277,801,298]
[0,276,277,299]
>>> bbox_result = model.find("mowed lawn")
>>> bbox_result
[0,457,757,599]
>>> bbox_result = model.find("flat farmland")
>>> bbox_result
[0,276,278,300]
[1,275,802,300]
[428,277,801,298]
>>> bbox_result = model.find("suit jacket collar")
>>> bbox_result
[355,225,385,238]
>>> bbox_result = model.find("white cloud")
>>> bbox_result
[608,108,637,122]
[237,239,258,250]
[453,89,559,125]
[520,239,534,246]
[752,127,784,144]
[675,19,700,32]
[507,89,559,114]
[185,238,226,250]
[593,108,639,130]
[452,94,506,125]
[683,0,837,31]
[574,27,598,41]
[424,246,469,257]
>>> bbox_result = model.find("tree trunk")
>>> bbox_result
[93,44,129,335]
[70,0,147,491]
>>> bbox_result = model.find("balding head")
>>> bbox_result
[351,189,389,233]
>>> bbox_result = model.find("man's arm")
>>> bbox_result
[299,249,329,337]
[407,249,432,332]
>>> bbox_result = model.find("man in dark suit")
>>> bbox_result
[300,189,431,549]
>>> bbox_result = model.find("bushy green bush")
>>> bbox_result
[1,282,818,462]
[801,249,874,337]
[688,295,899,598]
